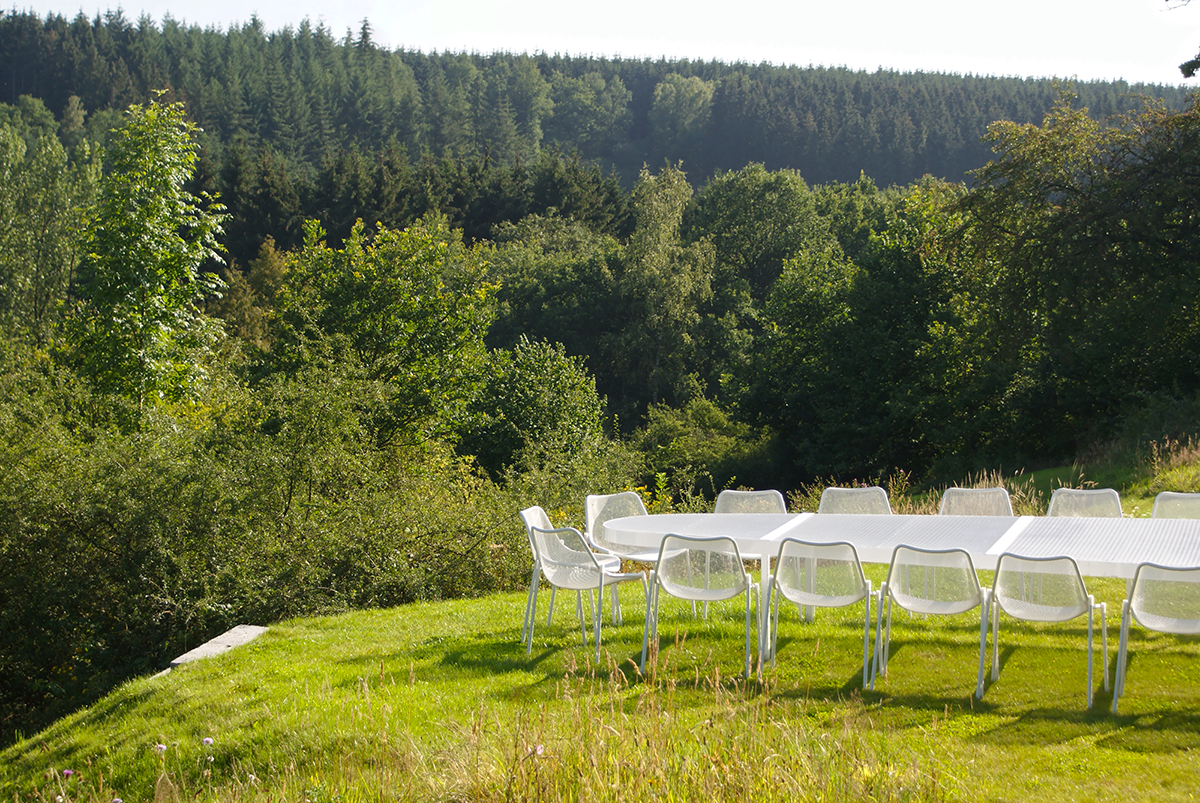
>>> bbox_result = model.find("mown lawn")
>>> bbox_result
[3,572,1198,802]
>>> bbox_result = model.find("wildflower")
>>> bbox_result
[56,795,63,802]
[154,744,167,753]
[62,770,74,778]
[113,799,123,803]
[202,737,214,746]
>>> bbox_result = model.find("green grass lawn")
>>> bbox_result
[4,570,1200,802]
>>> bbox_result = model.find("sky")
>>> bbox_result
[14,0,1200,87]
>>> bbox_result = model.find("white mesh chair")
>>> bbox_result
[873,545,989,693]
[818,486,892,515]
[714,489,787,514]
[982,553,1107,706]
[939,487,1014,517]
[1151,492,1200,519]
[769,538,873,687]
[1112,562,1200,714]
[520,506,621,642]
[640,534,757,679]
[707,489,785,619]
[585,492,660,564]
[525,524,647,659]
[1045,488,1123,518]
[810,487,889,622]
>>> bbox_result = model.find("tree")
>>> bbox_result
[955,91,1200,458]
[0,121,99,345]
[69,99,226,407]
[457,336,605,477]
[1171,0,1200,77]
[649,73,714,156]
[607,164,714,416]
[683,164,835,297]
[273,215,495,442]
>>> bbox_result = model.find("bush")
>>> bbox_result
[0,345,530,743]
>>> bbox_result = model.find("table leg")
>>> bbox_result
[759,556,773,669]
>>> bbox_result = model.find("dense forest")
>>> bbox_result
[2,8,1200,743]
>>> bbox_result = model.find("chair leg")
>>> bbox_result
[744,582,753,680]
[1099,602,1109,691]
[640,576,660,674]
[593,585,604,662]
[526,586,539,656]
[1112,601,1131,713]
[883,595,894,675]
[975,592,989,700]
[524,569,540,645]
[871,584,887,690]
[770,579,781,669]
[988,592,998,681]
[547,586,558,625]
[1086,596,1095,708]
[861,581,872,689]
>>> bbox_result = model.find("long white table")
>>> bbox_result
[605,512,1200,579]
[604,512,1200,666]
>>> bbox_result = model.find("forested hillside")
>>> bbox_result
[3,7,1200,744]
[1,10,1189,189]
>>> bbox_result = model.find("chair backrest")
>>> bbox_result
[773,538,868,608]
[519,506,554,559]
[655,534,748,602]
[714,489,787,514]
[1129,563,1200,635]
[817,486,892,515]
[1151,492,1200,519]
[938,487,1013,517]
[585,492,648,553]
[1045,488,1122,518]
[530,525,600,590]
[992,553,1089,622]
[885,545,982,615]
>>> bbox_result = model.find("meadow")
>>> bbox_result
[4,465,1200,803]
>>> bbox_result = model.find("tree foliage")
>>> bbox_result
[0,112,99,346]
[273,216,495,442]
[69,99,225,406]
[458,337,605,477]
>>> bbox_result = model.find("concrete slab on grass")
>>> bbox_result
[170,624,267,668]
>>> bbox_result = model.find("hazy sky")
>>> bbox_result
[15,0,1200,87]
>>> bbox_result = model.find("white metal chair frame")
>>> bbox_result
[585,491,660,563]
[1112,561,1200,714]
[809,486,890,624]
[640,533,758,679]
[708,489,786,620]
[817,486,892,515]
[768,538,873,687]
[873,544,989,694]
[520,506,621,644]
[981,552,1107,706]
[1045,488,1123,518]
[1150,491,1200,519]
[525,524,647,660]
[938,487,1014,517]
[715,489,787,515]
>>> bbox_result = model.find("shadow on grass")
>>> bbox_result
[1100,708,1200,752]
